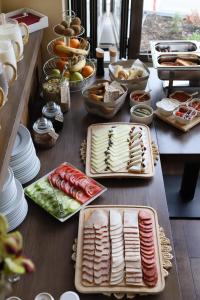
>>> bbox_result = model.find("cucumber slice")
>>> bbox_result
[68,200,81,213]
[35,180,52,192]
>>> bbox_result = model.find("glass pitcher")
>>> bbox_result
[0,13,29,62]
[0,62,9,109]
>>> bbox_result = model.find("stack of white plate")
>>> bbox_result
[0,168,28,231]
[10,124,40,185]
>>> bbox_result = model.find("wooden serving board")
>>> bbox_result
[85,123,154,178]
[75,205,165,295]
[154,109,200,132]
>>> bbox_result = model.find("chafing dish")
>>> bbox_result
[150,40,200,80]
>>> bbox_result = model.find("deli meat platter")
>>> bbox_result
[75,205,165,295]
[85,123,154,178]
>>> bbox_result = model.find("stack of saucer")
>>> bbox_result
[10,124,40,185]
[0,168,28,231]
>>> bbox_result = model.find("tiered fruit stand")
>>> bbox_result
[43,10,95,92]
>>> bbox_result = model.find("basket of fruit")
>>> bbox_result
[53,16,84,38]
[43,56,96,92]
[47,36,90,58]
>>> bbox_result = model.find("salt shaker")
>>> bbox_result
[109,46,117,64]
[33,117,58,149]
[42,101,64,132]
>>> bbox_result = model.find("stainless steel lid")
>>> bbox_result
[33,117,54,134]
[42,101,61,118]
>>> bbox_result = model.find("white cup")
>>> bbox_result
[0,40,17,85]
[34,292,55,300]
[0,15,29,62]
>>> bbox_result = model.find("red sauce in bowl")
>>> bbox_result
[131,93,150,102]
[170,91,191,102]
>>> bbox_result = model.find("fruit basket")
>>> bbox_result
[43,57,96,92]
[47,36,90,58]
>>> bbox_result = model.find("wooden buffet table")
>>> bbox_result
[11,86,182,299]
[149,69,200,218]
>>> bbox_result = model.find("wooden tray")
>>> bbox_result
[24,162,107,222]
[85,123,155,178]
[75,205,165,295]
[154,109,200,132]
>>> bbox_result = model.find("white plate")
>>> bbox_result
[16,158,40,185]
[8,198,28,232]
[10,142,34,167]
[12,150,38,174]
[3,179,24,216]
[11,125,32,158]
[0,187,18,213]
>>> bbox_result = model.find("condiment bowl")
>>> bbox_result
[173,105,197,125]
[169,90,192,104]
[156,98,179,116]
[130,104,153,125]
[130,90,151,107]
[187,98,200,116]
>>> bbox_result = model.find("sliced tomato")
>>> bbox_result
[64,172,72,182]
[69,174,77,185]
[74,174,87,187]
[60,180,66,193]
[55,176,62,190]
[75,190,90,204]
[64,182,71,195]
[85,184,101,196]
[78,178,90,190]
[50,173,60,187]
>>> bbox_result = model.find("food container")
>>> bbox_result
[82,80,128,119]
[169,90,192,104]
[47,36,90,58]
[151,40,199,53]
[173,105,197,125]
[130,90,151,107]
[156,98,179,116]
[152,52,200,80]
[188,98,200,116]
[60,291,80,300]
[33,117,58,149]
[42,101,64,132]
[109,59,150,92]
[130,104,153,125]
[34,293,55,300]
[43,57,96,92]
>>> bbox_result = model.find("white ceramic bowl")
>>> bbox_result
[173,105,197,125]
[60,291,80,300]
[6,297,22,300]
[156,98,179,116]
[129,90,151,107]
[34,293,55,300]
[130,104,154,125]
[187,98,200,116]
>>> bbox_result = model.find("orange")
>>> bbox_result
[56,59,68,71]
[70,38,80,48]
[81,65,94,78]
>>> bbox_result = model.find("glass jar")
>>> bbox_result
[42,77,70,113]
[42,101,64,132]
[33,117,58,149]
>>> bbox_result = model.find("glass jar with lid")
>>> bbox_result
[42,76,70,113]
[33,117,58,149]
[42,101,64,132]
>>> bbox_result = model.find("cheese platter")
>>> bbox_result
[75,205,165,295]
[24,162,107,222]
[85,123,154,178]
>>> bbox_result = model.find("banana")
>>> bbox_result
[69,57,86,72]
[55,44,88,56]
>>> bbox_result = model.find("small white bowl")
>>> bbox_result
[34,293,55,300]
[173,105,197,125]
[6,297,22,300]
[130,90,151,107]
[156,98,179,116]
[187,98,200,116]
[130,104,153,125]
[60,291,80,300]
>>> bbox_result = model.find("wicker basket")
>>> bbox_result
[109,60,150,93]
[47,37,90,58]
[43,57,96,92]
[82,80,128,119]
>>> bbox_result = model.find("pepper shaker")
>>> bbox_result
[109,46,117,64]
[96,48,105,76]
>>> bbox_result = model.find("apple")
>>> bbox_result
[70,72,83,81]
[51,68,61,77]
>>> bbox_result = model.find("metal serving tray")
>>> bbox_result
[151,40,199,53]
[150,40,200,80]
